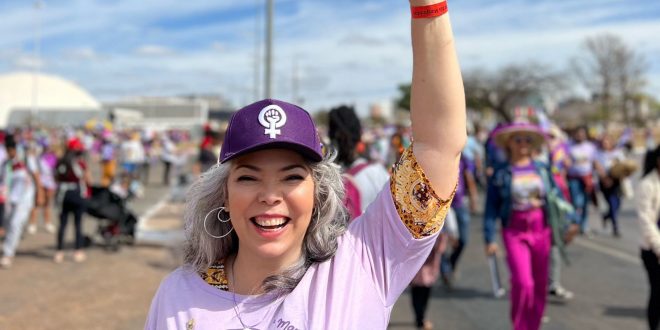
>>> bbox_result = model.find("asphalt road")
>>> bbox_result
[389,182,649,330]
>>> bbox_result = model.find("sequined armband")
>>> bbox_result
[390,145,456,239]
[200,261,229,291]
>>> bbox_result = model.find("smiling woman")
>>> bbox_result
[145,1,465,329]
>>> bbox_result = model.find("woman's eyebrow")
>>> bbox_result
[234,164,306,172]
[235,164,260,172]
[280,164,307,172]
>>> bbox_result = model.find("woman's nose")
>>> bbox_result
[258,183,283,205]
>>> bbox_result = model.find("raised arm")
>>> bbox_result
[410,0,466,198]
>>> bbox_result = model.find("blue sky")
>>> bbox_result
[1,0,659,114]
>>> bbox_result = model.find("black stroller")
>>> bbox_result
[85,186,137,251]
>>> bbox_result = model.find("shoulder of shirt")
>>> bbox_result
[159,267,195,290]
[640,172,660,190]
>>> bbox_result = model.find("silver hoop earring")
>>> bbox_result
[203,206,234,239]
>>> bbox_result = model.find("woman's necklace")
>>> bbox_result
[229,257,255,330]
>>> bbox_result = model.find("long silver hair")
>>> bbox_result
[182,151,348,295]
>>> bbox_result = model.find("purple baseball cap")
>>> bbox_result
[219,99,323,163]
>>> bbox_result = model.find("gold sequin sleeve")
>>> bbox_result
[390,145,457,239]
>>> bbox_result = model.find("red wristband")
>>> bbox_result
[411,2,448,19]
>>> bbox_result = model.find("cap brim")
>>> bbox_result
[220,141,323,164]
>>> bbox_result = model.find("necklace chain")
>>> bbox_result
[229,257,252,330]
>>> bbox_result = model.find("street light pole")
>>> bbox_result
[264,0,273,99]
[32,0,43,126]
[253,0,262,100]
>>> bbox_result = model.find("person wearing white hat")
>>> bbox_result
[484,121,579,330]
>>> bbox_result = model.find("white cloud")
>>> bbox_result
[13,55,44,69]
[64,47,99,60]
[135,45,177,57]
[0,0,658,115]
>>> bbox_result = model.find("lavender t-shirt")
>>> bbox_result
[145,187,440,330]
[568,141,598,177]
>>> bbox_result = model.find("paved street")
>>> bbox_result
[389,189,648,329]
[0,164,651,329]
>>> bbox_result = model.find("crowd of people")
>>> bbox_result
[0,112,657,330]
[0,125,197,267]
[0,109,657,330]
[316,104,656,330]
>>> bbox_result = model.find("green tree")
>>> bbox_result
[395,84,411,111]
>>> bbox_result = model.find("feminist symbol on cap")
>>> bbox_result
[258,105,288,139]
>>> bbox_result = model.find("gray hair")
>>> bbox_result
[182,152,348,295]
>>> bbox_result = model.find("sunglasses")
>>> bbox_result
[512,135,534,144]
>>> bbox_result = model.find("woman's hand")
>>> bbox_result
[485,243,498,256]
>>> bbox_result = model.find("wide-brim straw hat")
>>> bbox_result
[493,122,547,149]
[609,159,638,179]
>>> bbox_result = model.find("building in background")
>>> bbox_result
[0,72,101,127]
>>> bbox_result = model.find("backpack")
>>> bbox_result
[342,162,370,221]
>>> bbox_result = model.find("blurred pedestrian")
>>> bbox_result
[145,5,465,327]
[160,132,176,186]
[485,123,508,178]
[0,136,35,268]
[120,131,145,180]
[0,131,8,238]
[54,137,91,263]
[195,130,221,175]
[328,105,389,220]
[546,125,575,300]
[140,131,153,185]
[484,121,579,330]
[598,135,626,237]
[411,233,447,329]
[441,155,478,286]
[547,125,572,202]
[567,126,607,235]
[100,131,117,187]
[463,125,484,186]
[27,139,57,234]
[637,145,660,330]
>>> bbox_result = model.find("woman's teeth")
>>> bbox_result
[253,217,288,228]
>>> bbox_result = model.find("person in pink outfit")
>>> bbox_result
[484,122,579,330]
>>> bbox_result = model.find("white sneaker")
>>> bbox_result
[0,256,12,268]
[27,224,37,235]
[549,286,574,300]
[44,223,56,234]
